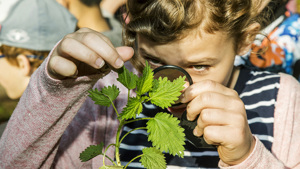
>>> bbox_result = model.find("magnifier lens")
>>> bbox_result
[153,65,193,106]
[152,65,215,148]
[154,69,187,82]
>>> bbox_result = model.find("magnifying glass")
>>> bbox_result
[153,65,216,149]
[153,65,192,107]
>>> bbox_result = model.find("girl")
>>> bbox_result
[0,0,299,168]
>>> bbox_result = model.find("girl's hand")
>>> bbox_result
[48,28,134,79]
[180,80,255,165]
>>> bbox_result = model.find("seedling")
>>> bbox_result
[79,62,186,169]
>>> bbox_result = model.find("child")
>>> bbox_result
[0,0,76,136]
[235,0,300,80]
[56,0,124,47]
[0,0,77,99]
[0,0,299,168]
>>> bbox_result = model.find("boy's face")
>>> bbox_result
[137,31,238,116]
[0,57,29,99]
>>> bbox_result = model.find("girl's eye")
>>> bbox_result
[144,57,163,67]
[192,65,208,71]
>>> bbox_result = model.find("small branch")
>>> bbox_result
[128,89,130,100]
[120,127,147,143]
[124,117,153,124]
[115,120,125,166]
[111,100,119,118]
[124,154,144,169]
[103,144,117,166]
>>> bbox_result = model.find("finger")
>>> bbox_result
[115,46,134,62]
[202,125,232,145]
[186,91,244,121]
[49,43,134,79]
[48,55,78,78]
[203,125,248,147]
[71,31,125,69]
[76,28,116,49]
[180,80,238,103]
[56,37,106,69]
[203,125,255,165]
[193,108,240,137]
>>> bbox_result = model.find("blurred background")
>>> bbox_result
[0,0,127,137]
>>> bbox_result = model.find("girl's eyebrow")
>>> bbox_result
[138,48,161,60]
[139,47,218,65]
[185,57,219,65]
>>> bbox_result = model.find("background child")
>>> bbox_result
[0,0,299,168]
[56,0,124,47]
[0,0,77,137]
[235,0,300,81]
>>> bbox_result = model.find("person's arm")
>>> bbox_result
[218,73,300,168]
[0,57,102,168]
[0,28,134,168]
[100,0,126,16]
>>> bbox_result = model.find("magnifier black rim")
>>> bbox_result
[153,65,193,107]
[153,65,193,85]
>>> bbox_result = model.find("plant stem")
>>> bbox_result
[104,155,116,166]
[124,154,144,169]
[124,117,153,124]
[119,127,147,143]
[115,120,125,166]
[128,89,130,100]
[103,143,117,166]
[111,100,120,118]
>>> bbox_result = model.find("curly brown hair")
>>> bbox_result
[123,0,263,72]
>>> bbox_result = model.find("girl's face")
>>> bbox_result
[137,31,239,88]
[137,31,240,116]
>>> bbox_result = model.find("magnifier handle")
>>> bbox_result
[180,111,216,148]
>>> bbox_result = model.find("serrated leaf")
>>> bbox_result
[101,85,120,102]
[149,76,185,109]
[136,62,153,96]
[88,85,120,107]
[117,66,138,90]
[99,166,124,169]
[120,96,148,120]
[147,113,185,157]
[79,143,104,162]
[152,79,159,92]
[140,147,166,169]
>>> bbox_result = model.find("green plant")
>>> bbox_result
[80,62,186,169]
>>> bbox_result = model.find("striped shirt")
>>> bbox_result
[119,66,280,168]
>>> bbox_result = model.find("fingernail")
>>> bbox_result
[179,93,185,102]
[187,115,192,121]
[114,58,124,68]
[95,58,105,68]
[70,70,78,78]
[183,82,189,88]
[193,129,199,137]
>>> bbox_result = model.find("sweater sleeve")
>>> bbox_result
[0,57,103,169]
[219,73,300,168]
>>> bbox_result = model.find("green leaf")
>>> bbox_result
[99,166,124,169]
[120,96,148,120]
[147,113,185,157]
[149,76,185,109]
[79,143,104,162]
[136,62,154,96]
[140,147,166,169]
[152,79,159,92]
[117,66,138,90]
[88,85,120,107]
